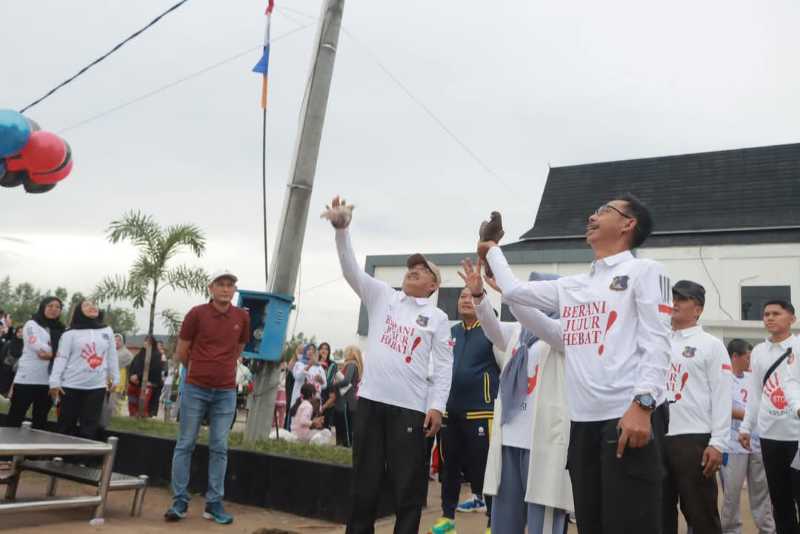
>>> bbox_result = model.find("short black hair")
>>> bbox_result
[618,193,653,248]
[727,338,752,357]
[763,299,795,315]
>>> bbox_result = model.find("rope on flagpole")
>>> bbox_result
[19,0,191,113]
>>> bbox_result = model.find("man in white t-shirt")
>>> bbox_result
[719,339,775,534]
[323,196,453,534]
[662,280,732,534]
[481,194,672,534]
[739,300,800,534]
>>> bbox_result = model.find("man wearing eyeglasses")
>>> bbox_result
[323,196,454,534]
[479,194,673,534]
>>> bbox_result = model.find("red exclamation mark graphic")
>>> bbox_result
[674,372,689,400]
[598,311,618,356]
[406,337,421,364]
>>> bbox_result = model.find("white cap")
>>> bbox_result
[210,269,238,284]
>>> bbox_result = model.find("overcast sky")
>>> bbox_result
[2,0,799,347]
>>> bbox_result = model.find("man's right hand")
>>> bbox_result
[458,258,484,297]
[477,240,497,259]
[49,387,64,402]
[738,432,752,451]
[321,195,354,229]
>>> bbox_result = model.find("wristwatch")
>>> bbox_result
[633,393,656,411]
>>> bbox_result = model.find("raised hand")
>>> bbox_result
[458,258,484,297]
[321,195,355,229]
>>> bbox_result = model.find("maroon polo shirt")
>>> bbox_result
[180,302,250,390]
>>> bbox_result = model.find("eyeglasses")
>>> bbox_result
[594,203,632,219]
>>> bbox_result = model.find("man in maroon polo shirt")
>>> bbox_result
[165,269,250,525]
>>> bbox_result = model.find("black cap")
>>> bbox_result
[672,280,706,307]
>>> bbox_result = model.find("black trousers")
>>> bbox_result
[567,403,668,534]
[335,407,355,447]
[662,433,721,534]
[346,398,427,534]
[761,438,800,534]
[56,387,106,440]
[6,383,52,429]
[440,412,492,521]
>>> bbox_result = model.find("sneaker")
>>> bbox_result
[203,501,234,525]
[164,500,188,521]
[456,494,486,513]
[428,517,456,534]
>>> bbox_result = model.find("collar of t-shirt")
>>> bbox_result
[207,302,235,317]
[765,335,795,351]
[673,325,703,339]
[590,250,634,275]
[398,292,432,306]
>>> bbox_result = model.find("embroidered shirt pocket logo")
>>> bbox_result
[416,315,429,327]
[609,275,630,291]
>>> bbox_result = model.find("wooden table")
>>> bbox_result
[0,422,117,525]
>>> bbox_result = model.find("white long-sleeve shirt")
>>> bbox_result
[336,229,453,414]
[728,372,761,454]
[49,327,120,390]
[13,320,54,386]
[740,335,800,441]
[476,297,564,448]
[487,246,672,422]
[665,325,733,451]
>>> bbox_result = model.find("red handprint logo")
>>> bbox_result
[764,374,787,410]
[527,364,540,394]
[81,342,104,370]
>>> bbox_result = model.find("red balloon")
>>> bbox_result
[6,132,72,184]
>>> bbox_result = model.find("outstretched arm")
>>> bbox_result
[485,246,559,313]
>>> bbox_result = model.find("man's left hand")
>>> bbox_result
[616,403,652,458]
[701,446,723,478]
[424,409,442,437]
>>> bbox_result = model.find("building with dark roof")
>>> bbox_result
[362,142,800,342]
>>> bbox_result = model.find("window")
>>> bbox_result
[741,286,791,320]
[436,287,462,320]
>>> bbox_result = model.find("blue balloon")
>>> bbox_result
[0,109,32,158]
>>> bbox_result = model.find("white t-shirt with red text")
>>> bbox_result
[740,335,800,441]
[488,247,672,422]
[336,229,453,414]
[665,325,733,451]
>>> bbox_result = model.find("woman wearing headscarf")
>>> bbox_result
[462,261,573,534]
[49,299,119,440]
[7,297,65,429]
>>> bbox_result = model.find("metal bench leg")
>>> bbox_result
[133,475,148,517]
[45,476,58,497]
[3,455,23,501]
[90,436,118,526]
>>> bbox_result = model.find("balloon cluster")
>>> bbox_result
[0,109,73,194]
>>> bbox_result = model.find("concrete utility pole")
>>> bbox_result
[244,0,345,443]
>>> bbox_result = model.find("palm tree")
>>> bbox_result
[93,211,208,417]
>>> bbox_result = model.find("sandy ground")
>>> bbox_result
[0,471,759,533]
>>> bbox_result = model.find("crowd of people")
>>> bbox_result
[320,194,800,534]
[2,191,799,534]
[0,301,182,435]
[275,340,363,447]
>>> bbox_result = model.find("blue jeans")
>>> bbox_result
[171,383,236,504]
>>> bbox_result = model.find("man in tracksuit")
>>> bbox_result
[429,287,500,534]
